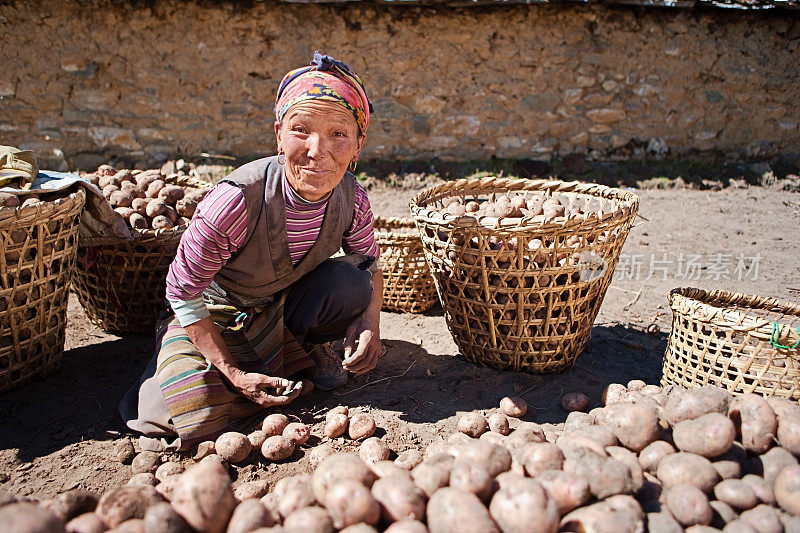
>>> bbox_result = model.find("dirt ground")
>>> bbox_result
[1,180,798,501]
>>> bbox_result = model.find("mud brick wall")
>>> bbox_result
[1,1,798,169]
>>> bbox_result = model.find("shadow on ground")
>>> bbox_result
[0,335,154,462]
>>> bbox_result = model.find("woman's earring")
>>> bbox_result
[348,159,357,173]
[277,152,286,165]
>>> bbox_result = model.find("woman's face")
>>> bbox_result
[275,100,365,202]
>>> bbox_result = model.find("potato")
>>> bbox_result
[728,394,777,454]
[128,473,157,487]
[193,441,216,461]
[142,502,189,533]
[384,519,429,533]
[488,413,510,436]
[131,451,160,475]
[722,520,759,533]
[175,198,197,218]
[151,215,173,230]
[710,499,738,526]
[146,180,165,199]
[561,393,590,413]
[673,412,736,458]
[145,198,167,218]
[215,432,252,463]
[741,475,776,506]
[647,512,683,533]
[479,431,505,446]
[602,383,629,406]
[773,464,800,515]
[131,197,149,217]
[226,499,276,533]
[560,494,644,533]
[312,452,376,502]
[99,175,121,189]
[247,430,268,449]
[261,435,295,461]
[65,511,107,533]
[282,422,310,445]
[309,442,336,467]
[712,443,746,480]
[454,440,511,477]
[371,474,426,522]
[371,460,411,480]
[283,506,334,533]
[500,397,527,418]
[360,437,390,465]
[754,446,797,485]
[349,413,377,441]
[427,488,499,533]
[556,433,608,459]
[0,192,20,208]
[604,403,660,452]
[262,413,290,436]
[184,188,208,204]
[163,205,178,224]
[563,448,637,499]
[103,184,120,200]
[606,446,644,494]
[505,422,546,446]
[563,411,596,432]
[234,480,270,501]
[449,462,493,503]
[95,485,162,528]
[536,469,590,515]
[128,213,148,230]
[665,484,713,527]
[170,459,236,533]
[0,502,65,532]
[777,413,800,457]
[115,207,135,219]
[325,478,380,529]
[326,406,349,420]
[339,526,377,533]
[155,475,180,502]
[666,386,731,426]
[657,452,720,493]
[324,413,349,438]
[638,440,676,475]
[458,413,488,438]
[739,504,783,533]
[159,185,185,206]
[135,172,160,190]
[522,442,565,476]
[395,449,425,470]
[41,489,99,522]
[714,479,758,511]
[489,478,559,533]
[780,514,800,533]
[412,454,454,498]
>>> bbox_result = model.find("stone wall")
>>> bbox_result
[1,1,798,169]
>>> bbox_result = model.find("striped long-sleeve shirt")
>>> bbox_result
[165,176,379,326]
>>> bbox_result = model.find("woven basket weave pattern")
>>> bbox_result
[662,288,800,400]
[0,189,86,393]
[410,177,638,373]
[375,217,437,313]
[72,175,211,334]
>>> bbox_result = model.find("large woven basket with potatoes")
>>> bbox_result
[0,189,86,393]
[410,176,639,373]
[662,287,800,401]
[374,217,438,313]
[73,170,212,334]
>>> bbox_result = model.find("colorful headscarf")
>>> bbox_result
[275,52,374,134]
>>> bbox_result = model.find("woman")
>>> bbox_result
[121,53,384,451]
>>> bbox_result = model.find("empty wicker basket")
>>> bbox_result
[374,217,437,313]
[73,175,211,334]
[0,189,86,393]
[410,176,639,373]
[662,287,800,400]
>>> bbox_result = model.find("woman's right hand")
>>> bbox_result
[230,371,302,407]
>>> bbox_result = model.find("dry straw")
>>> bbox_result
[410,176,639,373]
[0,189,86,393]
[663,287,800,400]
[374,216,438,313]
[72,175,211,334]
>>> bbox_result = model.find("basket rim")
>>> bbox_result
[0,188,86,226]
[669,286,800,343]
[408,176,639,231]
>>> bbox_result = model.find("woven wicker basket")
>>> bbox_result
[72,175,211,334]
[662,288,800,400]
[0,189,86,393]
[374,217,437,313]
[410,176,639,373]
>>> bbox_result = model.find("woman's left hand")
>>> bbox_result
[342,311,383,375]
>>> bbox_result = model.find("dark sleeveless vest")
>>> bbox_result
[205,156,357,308]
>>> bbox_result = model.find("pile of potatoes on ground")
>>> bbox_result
[83,165,208,231]
[2,384,800,533]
